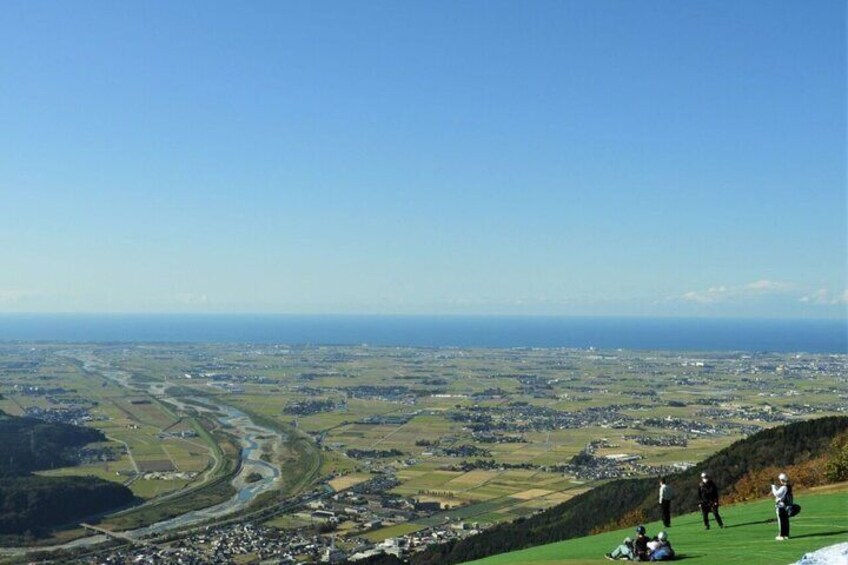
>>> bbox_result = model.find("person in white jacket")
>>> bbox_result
[658,477,673,527]
[771,472,792,540]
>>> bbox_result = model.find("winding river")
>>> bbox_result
[0,353,285,555]
[124,400,282,539]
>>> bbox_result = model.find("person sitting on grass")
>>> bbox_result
[648,531,675,561]
[604,536,635,560]
[633,525,651,561]
[604,526,651,561]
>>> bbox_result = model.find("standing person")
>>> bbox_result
[658,477,673,528]
[772,472,793,540]
[698,472,724,529]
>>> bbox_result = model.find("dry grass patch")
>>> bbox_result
[510,488,553,500]
[542,491,579,504]
[445,470,498,488]
[329,473,371,491]
[137,459,176,472]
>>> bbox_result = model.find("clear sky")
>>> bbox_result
[1,1,845,317]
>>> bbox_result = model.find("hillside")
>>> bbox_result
[0,410,105,476]
[411,416,848,565]
[0,411,136,539]
[465,482,848,565]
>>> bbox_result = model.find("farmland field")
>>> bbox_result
[0,343,844,545]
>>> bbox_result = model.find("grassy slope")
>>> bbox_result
[465,483,848,565]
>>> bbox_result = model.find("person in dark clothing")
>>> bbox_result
[771,472,793,540]
[633,525,651,561]
[658,477,673,528]
[698,472,724,529]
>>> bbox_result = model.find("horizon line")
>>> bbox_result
[0,312,845,322]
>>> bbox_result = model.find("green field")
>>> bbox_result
[465,484,848,565]
[363,522,426,542]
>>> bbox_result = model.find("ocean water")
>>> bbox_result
[0,314,845,353]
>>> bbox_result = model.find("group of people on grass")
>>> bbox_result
[604,525,674,561]
[603,471,796,561]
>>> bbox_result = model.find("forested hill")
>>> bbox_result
[0,410,136,538]
[409,416,848,565]
[0,410,105,475]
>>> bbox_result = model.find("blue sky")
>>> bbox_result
[1,1,845,317]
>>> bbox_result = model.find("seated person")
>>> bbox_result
[648,531,675,561]
[605,536,635,560]
[633,525,651,561]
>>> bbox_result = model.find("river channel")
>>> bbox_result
[124,399,283,539]
[0,353,285,555]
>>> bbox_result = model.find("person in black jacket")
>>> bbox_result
[633,525,651,561]
[698,472,724,529]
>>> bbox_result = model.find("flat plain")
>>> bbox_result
[0,343,844,544]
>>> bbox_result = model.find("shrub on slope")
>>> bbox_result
[825,430,848,482]
[651,416,848,521]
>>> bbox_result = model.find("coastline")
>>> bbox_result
[0,314,844,353]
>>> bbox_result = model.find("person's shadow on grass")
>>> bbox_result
[724,518,775,528]
[789,529,848,540]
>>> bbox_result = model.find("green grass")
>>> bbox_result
[464,485,848,565]
[264,514,312,530]
[363,522,425,542]
[417,497,519,526]
[129,478,191,498]
[36,462,132,484]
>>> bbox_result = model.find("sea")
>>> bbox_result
[0,314,845,353]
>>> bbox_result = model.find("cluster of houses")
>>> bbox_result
[85,483,491,564]
[641,416,761,437]
[23,404,94,426]
[141,471,198,481]
[348,522,486,562]
[448,403,634,432]
[623,434,689,447]
[303,483,447,536]
[283,399,344,416]
[88,523,327,564]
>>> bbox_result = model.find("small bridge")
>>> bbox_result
[80,523,148,546]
